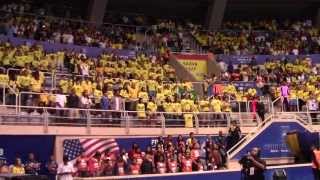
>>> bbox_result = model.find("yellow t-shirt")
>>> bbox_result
[11,166,25,174]
[136,103,146,118]
[59,80,70,94]
[31,78,42,92]
[138,91,149,103]
[40,93,49,105]
[147,102,157,112]
[93,89,103,104]
[128,86,139,99]
[0,74,9,85]
[147,80,157,92]
[211,99,222,112]
[120,89,130,99]
[16,76,32,89]
[73,84,83,97]
[184,113,193,128]
[163,102,174,112]
[199,100,210,112]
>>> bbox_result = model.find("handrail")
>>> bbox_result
[6,103,263,115]
[271,96,281,113]
[226,113,273,158]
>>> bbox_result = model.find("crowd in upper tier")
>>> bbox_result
[191,19,320,55]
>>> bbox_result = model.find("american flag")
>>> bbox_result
[63,138,119,161]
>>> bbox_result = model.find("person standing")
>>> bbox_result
[239,147,266,180]
[280,82,290,111]
[312,145,320,180]
[10,157,25,175]
[110,90,125,125]
[57,156,75,180]
[46,155,58,180]
[307,96,319,123]
[66,89,80,119]
[257,102,266,122]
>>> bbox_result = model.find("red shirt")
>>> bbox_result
[167,161,178,173]
[191,149,200,161]
[157,162,166,174]
[182,158,192,172]
[76,157,88,171]
[88,157,101,173]
[116,162,125,176]
[130,164,140,175]
[133,153,143,165]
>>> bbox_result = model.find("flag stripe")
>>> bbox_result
[96,143,119,154]
[80,139,95,146]
[87,142,118,157]
[82,139,111,152]
[81,139,103,149]
[63,138,119,161]
[83,140,116,155]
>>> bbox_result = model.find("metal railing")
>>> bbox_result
[0,104,259,134]
[226,113,272,159]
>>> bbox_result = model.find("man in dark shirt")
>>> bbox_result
[239,147,266,180]
[66,89,80,120]
[140,154,154,174]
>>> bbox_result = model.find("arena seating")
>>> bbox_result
[0,0,320,179]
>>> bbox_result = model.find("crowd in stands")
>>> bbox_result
[0,0,87,19]
[0,130,242,178]
[211,53,320,121]
[0,3,319,125]
[0,40,264,127]
[191,19,320,55]
[0,13,138,50]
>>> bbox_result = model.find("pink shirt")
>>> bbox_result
[280,85,289,97]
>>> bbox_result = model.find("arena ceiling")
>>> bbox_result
[106,0,320,23]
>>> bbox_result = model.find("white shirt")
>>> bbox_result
[56,94,67,108]
[57,162,74,180]
[308,99,319,111]
[292,49,299,55]
[80,63,89,76]
[81,96,92,108]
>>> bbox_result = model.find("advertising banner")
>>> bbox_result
[232,122,314,160]
[217,54,320,65]
[175,54,208,81]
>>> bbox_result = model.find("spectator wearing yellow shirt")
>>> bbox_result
[147,99,158,126]
[210,96,223,125]
[136,98,147,124]
[0,73,9,86]
[183,110,194,128]
[172,96,182,118]
[147,79,158,98]
[128,83,139,100]
[138,87,149,104]
[199,98,210,126]
[73,80,83,97]
[10,158,25,175]
[30,71,42,93]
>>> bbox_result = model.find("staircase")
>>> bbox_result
[226,113,316,169]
